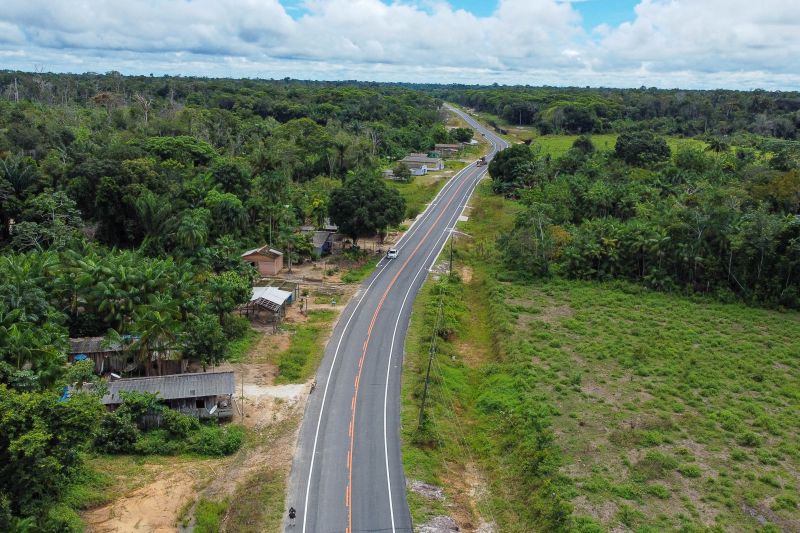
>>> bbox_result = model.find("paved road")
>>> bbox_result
[285,105,508,533]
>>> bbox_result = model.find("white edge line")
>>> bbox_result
[301,260,390,532]
[382,127,502,532]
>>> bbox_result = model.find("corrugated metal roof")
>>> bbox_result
[242,245,283,258]
[251,286,292,306]
[102,371,235,404]
[69,337,123,354]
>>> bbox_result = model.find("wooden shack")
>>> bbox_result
[241,246,284,276]
[101,371,235,419]
[69,337,126,374]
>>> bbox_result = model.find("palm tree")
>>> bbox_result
[130,295,181,376]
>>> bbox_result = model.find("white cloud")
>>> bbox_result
[0,0,799,89]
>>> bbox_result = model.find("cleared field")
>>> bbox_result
[401,182,800,532]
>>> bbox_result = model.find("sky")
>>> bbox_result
[1,0,799,90]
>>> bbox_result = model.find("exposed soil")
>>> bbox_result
[85,462,216,533]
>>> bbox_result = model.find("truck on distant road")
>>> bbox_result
[476,156,487,167]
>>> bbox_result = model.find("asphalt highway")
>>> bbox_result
[285,105,508,533]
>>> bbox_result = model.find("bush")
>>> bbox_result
[223,315,251,340]
[678,464,702,478]
[95,412,140,454]
[194,498,229,533]
[187,425,244,456]
[41,503,83,533]
[162,409,200,438]
[134,430,181,455]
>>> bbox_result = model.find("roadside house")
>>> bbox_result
[101,371,235,419]
[241,246,284,276]
[69,337,126,374]
[399,153,444,174]
[239,285,294,327]
[311,231,334,257]
[434,143,462,158]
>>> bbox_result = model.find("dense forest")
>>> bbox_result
[0,71,450,530]
[428,85,800,138]
[2,72,800,530]
[490,131,800,308]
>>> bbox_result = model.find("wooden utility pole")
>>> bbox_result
[418,298,444,429]
[448,230,454,277]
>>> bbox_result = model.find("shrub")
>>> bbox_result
[95,413,140,454]
[633,451,678,481]
[194,498,229,533]
[645,484,671,499]
[134,430,181,455]
[41,503,83,533]
[162,409,200,438]
[737,431,762,448]
[678,464,702,478]
[187,425,244,456]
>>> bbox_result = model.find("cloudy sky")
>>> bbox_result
[1,0,799,90]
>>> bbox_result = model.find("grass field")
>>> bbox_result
[387,174,450,219]
[452,105,708,157]
[401,181,800,532]
[274,309,337,382]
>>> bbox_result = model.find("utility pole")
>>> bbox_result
[448,230,454,277]
[418,298,444,429]
[241,372,245,422]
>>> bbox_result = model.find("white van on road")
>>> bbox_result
[387,248,398,259]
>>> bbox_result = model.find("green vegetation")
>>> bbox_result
[0,71,455,529]
[434,85,800,139]
[341,257,380,284]
[276,309,337,382]
[490,132,800,309]
[193,498,228,533]
[387,175,447,220]
[222,468,286,533]
[403,161,800,530]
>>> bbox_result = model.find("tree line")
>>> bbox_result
[0,71,448,530]
[429,85,800,138]
[491,132,800,308]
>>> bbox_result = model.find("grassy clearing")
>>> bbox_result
[227,327,260,363]
[387,174,450,220]
[401,181,800,532]
[533,133,707,158]
[275,308,337,382]
[341,256,379,283]
[221,468,286,532]
[194,498,228,533]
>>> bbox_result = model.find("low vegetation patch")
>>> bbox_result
[402,181,800,532]
[276,309,337,382]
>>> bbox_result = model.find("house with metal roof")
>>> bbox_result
[399,153,444,174]
[102,371,235,419]
[241,245,284,276]
[69,337,126,374]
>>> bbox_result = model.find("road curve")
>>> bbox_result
[285,105,508,533]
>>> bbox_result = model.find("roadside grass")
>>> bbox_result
[341,256,379,284]
[275,309,337,383]
[387,174,450,220]
[227,327,260,363]
[194,498,228,533]
[532,133,707,158]
[221,468,286,532]
[401,181,800,532]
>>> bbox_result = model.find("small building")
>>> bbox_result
[239,286,294,327]
[382,169,395,179]
[399,153,444,173]
[101,371,235,419]
[241,246,284,276]
[434,144,463,158]
[69,337,126,374]
[311,231,334,257]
